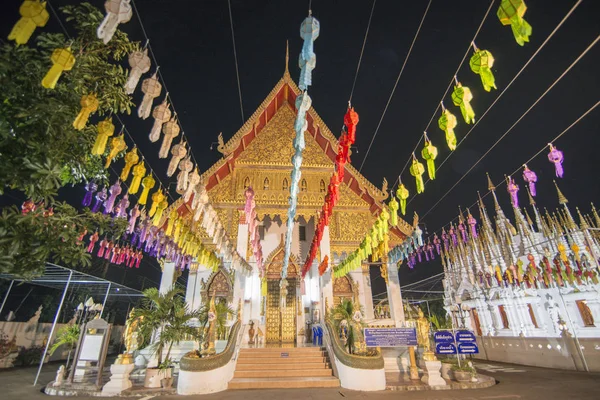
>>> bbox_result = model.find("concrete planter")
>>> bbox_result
[453,370,472,383]
[440,362,454,380]
[144,367,172,388]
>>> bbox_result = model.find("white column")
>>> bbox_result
[234,221,249,316]
[185,268,198,311]
[193,265,213,311]
[386,261,405,326]
[159,261,176,294]
[361,265,375,320]
[319,226,334,318]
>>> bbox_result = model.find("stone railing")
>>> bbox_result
[179,321,241,372]
[324,320,384,370]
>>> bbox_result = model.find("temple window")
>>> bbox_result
[527,304,539,328]
[283,178,289,191]
[301,179,307,192]
[243,177,250,189]
[299,225,306,241]
[576,300,595,327]
[498,305,510,329]
[263,177,270,190]
[319,179,326,193]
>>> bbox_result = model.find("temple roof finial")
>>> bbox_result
[576,207,589,229]
[554,180,568,205]
[284,40,290,76]
[527,187,536,206]
[486,172,495,191]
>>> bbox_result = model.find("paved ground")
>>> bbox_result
[3,360,600,400]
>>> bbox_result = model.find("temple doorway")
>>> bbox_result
[333,275,357,307]
[264,243,300,344]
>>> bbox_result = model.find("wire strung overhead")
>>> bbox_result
[348,0,377,104]
[358,0,432,172]
[415,34,600,219]
[227,0,244,123]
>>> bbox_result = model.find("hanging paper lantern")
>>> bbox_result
[120,147,139,181]
[410,155,425,194]
[396,183,409,216]
[105,134,126,168]
[470,48,497,92]
[73,93,99,130]
[104,180,122,214]
[139,174,155,205]
[344,107,359,144]
[41,47,75,89]
[97,0,132,44]
[438,107,458,151]
[159,118,180,159]
[451,82,475,124]
[149,100,171,142]
[421,136,438,180]
[115,194,130,218]
[152,199,169,226]
[497,0,532,46]
[82,181,98,207]
[92,187,107,213]
[184,168,201,203]
[522,164,538,196]
[129,162,146,194]
[507,176,520,207]
[177,158,194,194]
[92,118,115,155]
[547,144,564,178]
[467,211,478,238]
[8,0,50,45]
[298,14,320,90]
[138,73,162,119]
[124,49,151,94]
[148,189,165,217]
[388,197,399,227]
[167,142,186,177]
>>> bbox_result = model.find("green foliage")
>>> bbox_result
[131,287,204,366]
[0,2,138,203]
[329,299,363,354]
[214,300,235,340]
[49,324,80,356]
[0,203,127,278]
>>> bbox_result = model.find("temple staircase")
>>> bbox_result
[229,347,340,389]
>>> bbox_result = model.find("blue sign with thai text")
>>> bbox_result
[364,328,417,347]
[458,343,479,354]
[433,330,454,344]
[436,343,457,354]
[455,330,477,343]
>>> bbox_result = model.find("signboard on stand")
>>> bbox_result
[433,330,479,354]
[364,328,418,347]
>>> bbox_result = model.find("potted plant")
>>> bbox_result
[131,287,203,388]
[451,362,477,383]
[158,358,174,388]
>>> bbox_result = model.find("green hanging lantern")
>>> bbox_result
[452,82,475,124]
[497,0,532,46]
[410,154,425,194]
[396,182,409,215]
[421,134,438,180]
[470,47,497,92]
[438,106,458,151]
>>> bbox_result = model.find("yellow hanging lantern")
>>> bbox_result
[105,134,126,168]
[388,197,399,227]
[396,183,409,216]
[73,93,99,130]
[92,118,115,155]
[129,162,146,194]
[139,174,155,205]
[470,46,497,92]
[120,147,139,181]
[148,189,165,217]
[152,199,169,226]
[421,134,438,180]
[8,0,49,45]
[497,0,532,46]
[451,81,475,124]
[438,106,458,151]
[166,209,178,236]
[410,154,425,194]
[41,47,75,89]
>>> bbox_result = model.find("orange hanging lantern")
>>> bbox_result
[73,94,99,130]
[41,47,75,89]
[8,0,49,45]
[92,118,115,155]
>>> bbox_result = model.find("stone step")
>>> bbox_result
[238,351,325,359]
[240,346,324,353]
[235,362,330,371]
[233,368,333,378]
[228,376,340,390]
[237,356,326,364]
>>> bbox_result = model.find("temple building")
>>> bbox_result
[157,61,413,346]
[442,176,600,370]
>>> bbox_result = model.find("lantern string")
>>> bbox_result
[434,0,584,175]
[415,33,600,220]
[348,0,377,105]
[424,98,600,237]
[227,0,245,124]
[389,0,495,192]
[357,0,432,173]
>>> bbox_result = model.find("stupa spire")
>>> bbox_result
[554,181,576,230]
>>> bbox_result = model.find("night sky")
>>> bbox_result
[1,0,599,300]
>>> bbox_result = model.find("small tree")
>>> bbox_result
[329,299,364,354]
[48,324,80,370]
[214,300,235,340]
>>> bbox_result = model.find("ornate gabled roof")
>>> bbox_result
[169,68,411,240]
